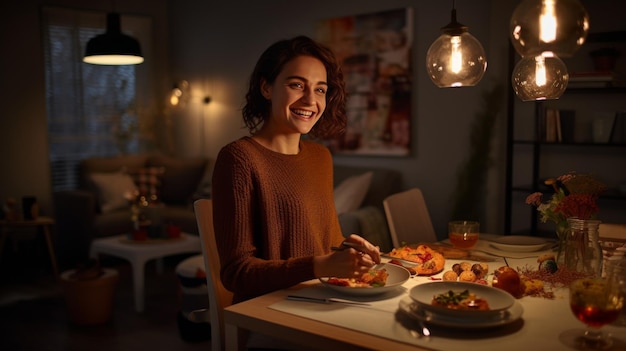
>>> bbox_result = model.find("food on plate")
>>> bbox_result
[441,261,489,284]
[459,270,477,282]
[442,270,459,281]
[492,266,524,298]
[388,259,417,275]
[521,276,545,296]
[326,269,388,288]
[387,244,445,275]
[431,289,490,311]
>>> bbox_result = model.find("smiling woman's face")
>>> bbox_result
[261,55,328,136]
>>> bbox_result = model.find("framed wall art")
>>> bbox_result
[316,7,413,156]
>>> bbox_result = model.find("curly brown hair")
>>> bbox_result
[242,35,347,139]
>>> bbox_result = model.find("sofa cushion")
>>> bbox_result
[127,166,165,203]
[333,165,403,211]
[147,155,209,206]
[89,172,138,213]
[333,171,373,215]
[80,154,150,190]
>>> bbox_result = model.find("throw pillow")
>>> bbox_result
[127,166,165,203]
[147,155,208,205]
[333,171,373,215]
[89,172,138,213]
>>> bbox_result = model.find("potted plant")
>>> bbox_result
[60,259,119,325]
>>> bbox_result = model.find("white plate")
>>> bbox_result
[319,263,410,296]
[398,296,523,329]
[409,281,515,317]
[488,235,550,252]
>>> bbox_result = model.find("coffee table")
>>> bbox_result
[90,233,201,312]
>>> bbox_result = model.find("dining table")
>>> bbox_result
[223,234,626,351]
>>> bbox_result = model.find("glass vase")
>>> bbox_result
[555,222,569,265]
[564,218,603,277]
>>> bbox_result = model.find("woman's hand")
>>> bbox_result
[342,234,381,263]
[313,234,381,278]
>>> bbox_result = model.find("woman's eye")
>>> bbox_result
[288,82,304,89]
[315,87,327,94]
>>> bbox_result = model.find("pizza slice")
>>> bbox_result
[387,244,445,275]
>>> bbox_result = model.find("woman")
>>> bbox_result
[212,35,381,304]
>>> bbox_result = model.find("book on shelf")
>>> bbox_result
[610,112,626,144]
[559,110,575,143]
[546,108,557,142]
[538,108,576,143]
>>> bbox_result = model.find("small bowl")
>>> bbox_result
[409,281,515,318]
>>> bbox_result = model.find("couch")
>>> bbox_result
[54,153,210,268]
[333,165,402,252]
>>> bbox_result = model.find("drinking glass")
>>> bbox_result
[568,277,624,349]
[606,257,626,327]
[448,220,479,249]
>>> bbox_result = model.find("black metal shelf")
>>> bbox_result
[504,29,626,236]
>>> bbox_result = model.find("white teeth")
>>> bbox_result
[293,109,313,117]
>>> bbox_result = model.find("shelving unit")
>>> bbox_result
[504,30,626,236]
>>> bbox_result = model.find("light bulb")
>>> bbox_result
[510,0,589,57]
[426,8,487,88]
[512,52,569,101]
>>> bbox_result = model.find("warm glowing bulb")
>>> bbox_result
[450,36,463,74]
[512,53,568,101]
[539,0,557,43]
[510,0,589,57]
[535,55,547,86]
[170,95,180,106]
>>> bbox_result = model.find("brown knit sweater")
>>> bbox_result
[211,137,345,303]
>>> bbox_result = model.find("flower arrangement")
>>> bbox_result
[525,172,606,224]
[525,171,607,260]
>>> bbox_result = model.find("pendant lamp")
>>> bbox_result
[83,12,144,65]
[426,2,487,88]
[510,0,589,58]
[511,52,569,101]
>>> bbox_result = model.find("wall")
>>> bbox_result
[0,0,170,218]
[2,0,619,240]
[168,0,512,238]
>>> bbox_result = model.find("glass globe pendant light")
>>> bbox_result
[426,1,487,88]
[511,52,569,101]
[510,0,589,58]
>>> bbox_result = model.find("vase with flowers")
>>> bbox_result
[525,172,606,267]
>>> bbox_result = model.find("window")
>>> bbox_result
[42,7,154,191]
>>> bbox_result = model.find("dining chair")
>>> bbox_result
[383,188,437,247]
[194,199,233,351]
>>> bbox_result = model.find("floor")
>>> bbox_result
[0,234,211,351]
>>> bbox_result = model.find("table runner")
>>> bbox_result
[269,257,626,350]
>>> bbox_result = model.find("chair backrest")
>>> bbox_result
[383,188,437,247]
[194,199,233,351]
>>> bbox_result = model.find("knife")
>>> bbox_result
[286,295,371,306]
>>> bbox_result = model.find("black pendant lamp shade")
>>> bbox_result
[83,12,144,65]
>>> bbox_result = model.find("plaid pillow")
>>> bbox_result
[127,167,165,203]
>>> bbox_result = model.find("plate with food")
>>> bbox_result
[409,281,515,318]
[319,263,410,296]
[488,235,551,253]
[384,244,445,276]
[398,296,523,329]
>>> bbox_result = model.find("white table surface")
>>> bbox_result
[90,233,201,312]
[225,237,626,351]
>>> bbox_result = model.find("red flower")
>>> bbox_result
[554,193,600,220]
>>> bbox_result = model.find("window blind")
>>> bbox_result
[42,7,153,191]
